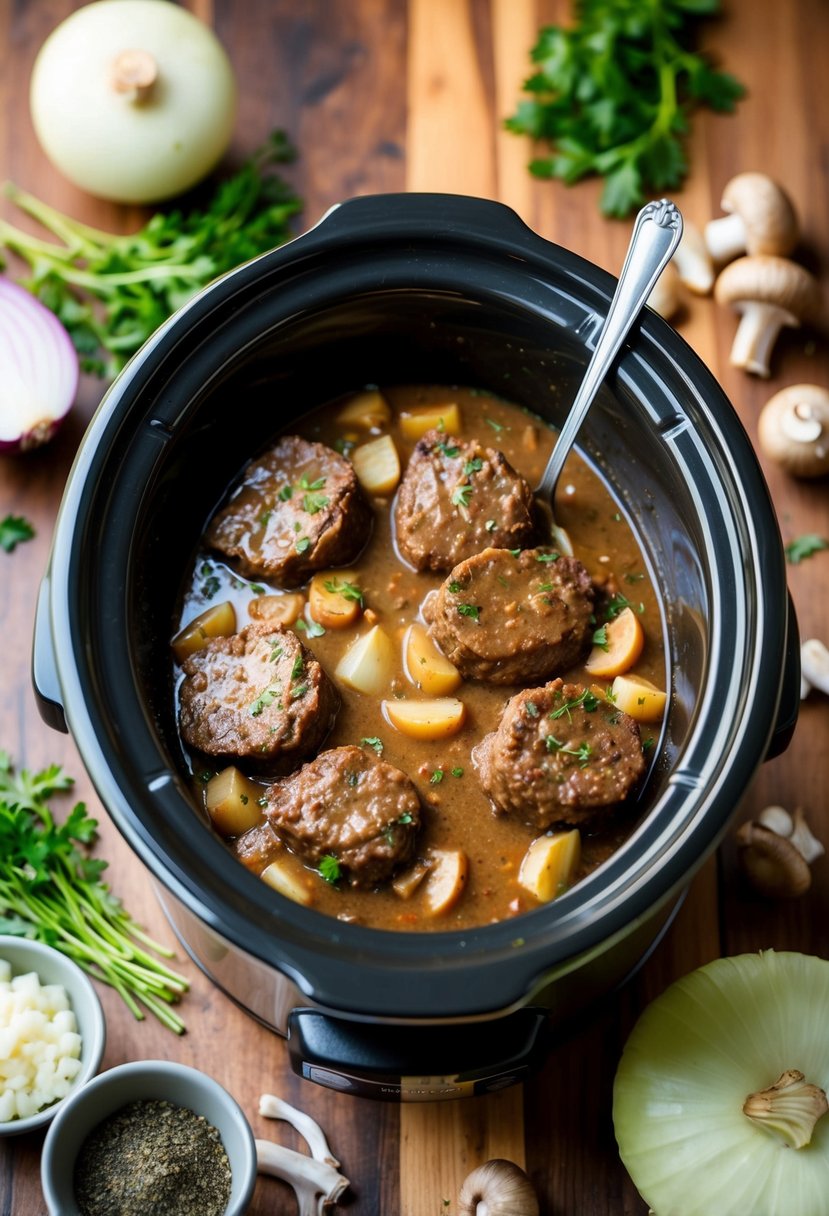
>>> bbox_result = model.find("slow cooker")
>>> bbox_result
[33,194,799,1100]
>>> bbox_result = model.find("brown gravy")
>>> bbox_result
[175,385,665,931]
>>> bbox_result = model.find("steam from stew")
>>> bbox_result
[172,385,666,932]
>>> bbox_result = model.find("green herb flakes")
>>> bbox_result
[295,618,325,637]
[785,534,829,564]
[535,551,559,563]
[249,685,281,717]
[361,736,384,755]
[485,417,506,432]
[451,767,464,778]
[463,457,484,476]
[451,483,474,508]
[436,441,460,458]
[278,484,293,501]
[324,578,364,605]
[430,769,444,784]
[318,854,342,885]
[0,514,35,553]
[295,536,312,554]
[592,624,609,651]
[457,603,480,621]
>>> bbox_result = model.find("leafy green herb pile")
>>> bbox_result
[506,0,745,217]
[0,131,302,377]
[0,754,188,1032]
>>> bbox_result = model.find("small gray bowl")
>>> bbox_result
[41,1059,257,1215]
[0,935,105,1136]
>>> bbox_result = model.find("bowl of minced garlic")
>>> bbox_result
[0,936,105,1135]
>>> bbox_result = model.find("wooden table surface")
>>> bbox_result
[2,1,828,1212]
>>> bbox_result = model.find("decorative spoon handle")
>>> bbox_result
[535,198,683,506]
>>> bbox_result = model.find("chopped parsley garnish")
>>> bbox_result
[361,736,384,755]
[451,767,464,778]
[535,552,559,563]
[605,593,644,620]
[0,514,35,553]
[624,571,645,583]
[318,854,342,885]
[259,511,272,529]
[509,548,522,557]
[239,794,249,805]
[612,512,622,522]
[295,618,326,637]
[290,655,304,680]
[277,484,293,501]
[785,534,829,564]
[436,440,460,458]
[537,582,553,592]
[496,575,510,588]
[430,769,444,784]
[550,689,599,720]
[592,624,609,651]
[302,491,330,515]
[324,578,364,605]
[200,574,221,599]
[463,457,483,476]
[643,737,655,752]
[269,642,284,662]
[485,417,506,432]
[398,811,414,824]
[457,603,480,620]
[249,685,282,716]
[451,483,474,508]
[291,683,309,699]
[525,701,539,718]
[448,580,463,594]
[295,536,312,554]
[485,519,497,532]
[299,475,326,492]
[545,734,593,766]
[249,583,266,595]
[334,436,355,456]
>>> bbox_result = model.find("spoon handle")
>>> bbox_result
[536,199,683,505]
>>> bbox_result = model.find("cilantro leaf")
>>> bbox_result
[360,736,384,755]
[0,514,35,553]
[785,535,829,565]
[318,854,342,885]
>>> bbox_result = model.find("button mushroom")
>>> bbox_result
[458,1160,539,1216]
[735,805,823,898]
[672,221,714,295]
[647,261,682,320]
[757,384,829,478]
[714,256,821,377]
[801,638,829,697]
[705,172,799,263]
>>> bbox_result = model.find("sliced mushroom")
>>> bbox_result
[801,638,829,696]
[735,819,812,898]
[705,173,799,263]
[458,1159,539,1216]
[259,1092,340,1167]
[714,256,821,377]
[757,385,829,478]
[256,1139,349,1216]
[672,221,714,294]
[647,261,682,320]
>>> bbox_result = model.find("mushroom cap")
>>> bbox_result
[720,172,799,256]
[757,384,829,478]
[647,260,682,320]
[714,255,821,319]
[734,820,812,898]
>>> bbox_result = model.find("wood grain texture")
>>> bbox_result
[1,2,828,1214]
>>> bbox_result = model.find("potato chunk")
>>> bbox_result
[260,858,314,906]
[172,601,236,662]
[399,403,461,440]
[352,434,401,496]
[309,571,363,630]
[518,830,581,902]
[611,673,667,722]
[206,767,264,837]
[336,389,391,430]
[383,697,466,740]
[403,623,462,696]
[335,625,394,695]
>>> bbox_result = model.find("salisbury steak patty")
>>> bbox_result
[427,548,595,684]
[474,679,646,829]
[394,429,535,572]
[206,435,372,587]
[179,624,338,771]
[263,745,422,886]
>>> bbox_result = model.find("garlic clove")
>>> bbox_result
[458,1159,539,1216]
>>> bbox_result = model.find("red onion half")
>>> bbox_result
[0,277,78,451]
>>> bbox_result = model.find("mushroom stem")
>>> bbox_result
[258,1092,340,1167]
[801,639,829,696]
[255,1138,349,1215]
[743,1070,829,1149]
[729,301,797,377]
[704,212,746,263]
[110,49,157,102]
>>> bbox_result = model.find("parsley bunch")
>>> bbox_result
[0,131,302,376]
[0,754,188,1032]
[506,0,744,217]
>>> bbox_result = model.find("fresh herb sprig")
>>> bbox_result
[0,131,302,376]
[0,514,35,553]
[785,534,828,565]
[0,754,188,1032]
[506,0,745,217]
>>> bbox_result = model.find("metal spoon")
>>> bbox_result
[536,199,683,518]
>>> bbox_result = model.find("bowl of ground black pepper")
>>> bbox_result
[40,1059,257,1216]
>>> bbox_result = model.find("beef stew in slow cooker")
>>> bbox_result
[172,384,667,931]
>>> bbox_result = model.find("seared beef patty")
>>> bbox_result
[427,548,595,684]
[179,624,338,771]
[474,679,645,829]
[394,429,535,572]
[206,435,372,587]
[262,745,422,886]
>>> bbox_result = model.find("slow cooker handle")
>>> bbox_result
[32,573,68,734]
[287,1007,551,1101]
[766,591,800,760]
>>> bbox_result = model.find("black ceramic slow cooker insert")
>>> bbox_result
[34,195,798,1100]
